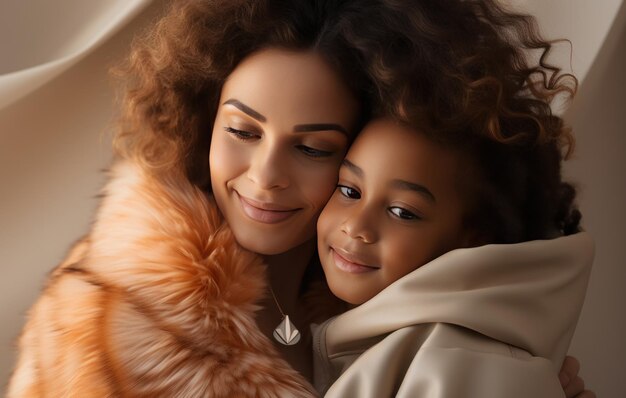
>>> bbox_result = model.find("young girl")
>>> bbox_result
[313,117,593,397]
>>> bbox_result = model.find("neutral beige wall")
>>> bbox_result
[1,1,624,396]
[512,0,623,85]
[509,2,626,397]
[564,4,626,397]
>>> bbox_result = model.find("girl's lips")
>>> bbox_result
[237,192,300,224]
[331,248,379,274]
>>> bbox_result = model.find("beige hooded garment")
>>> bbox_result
[313,233,593,398]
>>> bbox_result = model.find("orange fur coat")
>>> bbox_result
[7,161,316,397]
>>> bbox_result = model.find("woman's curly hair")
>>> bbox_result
[113,0,372,187]
[328,0,582,242]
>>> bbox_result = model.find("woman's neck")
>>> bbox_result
[263,238,316,314]
[255,239,317,382]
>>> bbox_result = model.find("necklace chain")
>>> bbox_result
[268,286,285,317]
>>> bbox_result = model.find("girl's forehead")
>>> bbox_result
[345,118,465,194]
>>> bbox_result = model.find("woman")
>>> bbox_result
[7,0,593,396]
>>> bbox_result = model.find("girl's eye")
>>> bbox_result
[389,207,420,220]
[338,185,361,199]
[224,127,257,140]
[296,145,333,158]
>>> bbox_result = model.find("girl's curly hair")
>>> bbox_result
[328,0,581,241]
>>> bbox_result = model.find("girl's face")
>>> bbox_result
[210,48,360,255]
[317,118,473,304]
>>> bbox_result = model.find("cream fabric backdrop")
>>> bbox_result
[0,0,153,110]
[1,1,624,396]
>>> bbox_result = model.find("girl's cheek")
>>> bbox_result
[317,191,341,236]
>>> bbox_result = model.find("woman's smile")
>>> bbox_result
[236,191,301,224]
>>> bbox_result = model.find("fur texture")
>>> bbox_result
[7,161,316,397]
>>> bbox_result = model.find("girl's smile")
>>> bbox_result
[331,246,380,274]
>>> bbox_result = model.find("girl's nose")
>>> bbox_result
[340,205,378,244]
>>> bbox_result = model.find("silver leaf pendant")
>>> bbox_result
[273,315,301,345]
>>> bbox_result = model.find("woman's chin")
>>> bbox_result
[231,230,309,257]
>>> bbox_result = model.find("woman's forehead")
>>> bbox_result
[219,48,360,130]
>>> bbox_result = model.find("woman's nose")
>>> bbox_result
[246,142,290,190]
[340,205,378,244]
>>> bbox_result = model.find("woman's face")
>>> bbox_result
[210,48,360,255]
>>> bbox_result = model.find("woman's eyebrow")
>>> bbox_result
[223,99,348,136]
[222,99,266,122]
[391,179,436,203]
[293,123,349,136]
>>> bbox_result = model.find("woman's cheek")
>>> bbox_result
[305,163,342,213]
[209,131,226,178]
[210,133,245,185]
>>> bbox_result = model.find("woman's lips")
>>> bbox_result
[331,248,379,274]
[236,192,300,224]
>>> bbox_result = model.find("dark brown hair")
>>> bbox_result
[330,0,581,241]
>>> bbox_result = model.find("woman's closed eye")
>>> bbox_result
[338,185,361,199]
[224,126,258,141]
[296,145,333,158]
[225,126,335,158]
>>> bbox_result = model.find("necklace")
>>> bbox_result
[269,286,301,345]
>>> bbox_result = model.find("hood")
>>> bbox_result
[324,233,594,366]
